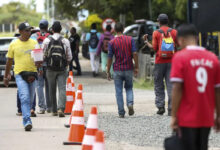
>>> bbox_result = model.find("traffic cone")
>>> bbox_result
[64,77,75,114]
[69,71,74,82]
[92,130,105,150]
[64,85,83,128]
[63,92,85,145]
[81,106,98,150]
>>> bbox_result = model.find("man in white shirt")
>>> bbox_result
[42,21,72,117]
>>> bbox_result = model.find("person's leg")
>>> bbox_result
[180,127,198,150]
[89,52,96,72]
[57,70,68,112]
[94,53,100,74]
[69,58,74,71]
[154,64,166,114]
[74,52,81,75]
[113,71,125,116]
[15,75,32,127]
[17,90,22,113]
[124,70,134,116]
[165,63,172,114]
[46,70,58,114]
[31,94,36,111]
[124,70,134,106]
[101,52,108,72]
[36,75,46,112]
[198,128,211,150]
[44,69,51,112]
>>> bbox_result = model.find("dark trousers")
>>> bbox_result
[154,63,172,110]
[180,127,211,150]
[17,90,36,112]
[69,53,81,74]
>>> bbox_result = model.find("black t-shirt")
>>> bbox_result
[69,34,80,53]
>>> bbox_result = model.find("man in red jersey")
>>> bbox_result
[170,24,220,150]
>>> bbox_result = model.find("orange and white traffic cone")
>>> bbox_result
[81,106,98,150]
[64,77,74,114]
[64,84,83,128]
[92,130,105,150]
[63,92,85,145]
[69,71,74,83]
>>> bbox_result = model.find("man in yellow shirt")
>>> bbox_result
[4,22,38,131]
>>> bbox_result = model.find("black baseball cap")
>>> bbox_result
[39,19,49,29]
[18,22,33,31]
[157,14,168,21]
[52,21,62,32]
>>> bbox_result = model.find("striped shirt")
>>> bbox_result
[108,35,136,71]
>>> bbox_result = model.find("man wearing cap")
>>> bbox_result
[42,21,72,117]
[4,22,39,131]
[145,14,177,116]
[31,19,51,114]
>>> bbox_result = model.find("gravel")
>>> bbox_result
[97,112,220,148]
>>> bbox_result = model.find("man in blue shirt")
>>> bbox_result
[86,23,101,77]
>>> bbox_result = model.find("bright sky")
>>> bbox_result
[0,0,45,12]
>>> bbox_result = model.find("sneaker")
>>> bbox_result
[16,112,22,116]
[58,110,65,117]
[156,107,165,115]
[119,114,125,118]
[31,110,37,117]
[37,110,45,114]
[24,123,32,131]
[128,105,134,116]
[52,112,58,116]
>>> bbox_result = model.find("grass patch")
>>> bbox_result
[133,78,154,90]
[0,32,15,37]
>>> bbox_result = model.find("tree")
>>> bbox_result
[0,2,43,27]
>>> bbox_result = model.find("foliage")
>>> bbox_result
[55,0,188,26]
[84,14,102,30]
[0,2,43,27]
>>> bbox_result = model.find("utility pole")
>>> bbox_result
[51,0,55,23]
[47,0,49,20]
[148,0,152,20]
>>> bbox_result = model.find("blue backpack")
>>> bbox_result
[89,32,99,49]
[158,28,175,58]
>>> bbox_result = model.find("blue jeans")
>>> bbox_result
[15,75,36,126]
[36,75,46,111]
[17,91,36,113]
[113,70,134,115]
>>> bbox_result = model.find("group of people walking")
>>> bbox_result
[2,12,220,150]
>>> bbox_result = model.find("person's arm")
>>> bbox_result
[64,39,72,65]
[4,58,13,87]
[96,35,103,56]
[76,36,80,53]
[152,31,159,52]
[171,82,183,130]
[215,87,220,132]
[143,34,153,49]
[107,42,113,80]
[131,38,138,77]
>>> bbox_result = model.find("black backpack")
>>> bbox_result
[45,37,67,71]
[89,32,99,49]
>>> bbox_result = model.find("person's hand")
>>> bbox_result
[27,76,35,83]
[171,117,179,131]
[214,117,220,132]
[3,74,11,87]
[35,61,43,68]
[38,70,43,76]
[106,72,111,81]
[94,55,99,61]
[134,68,139,77]
[143,34,148,41]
